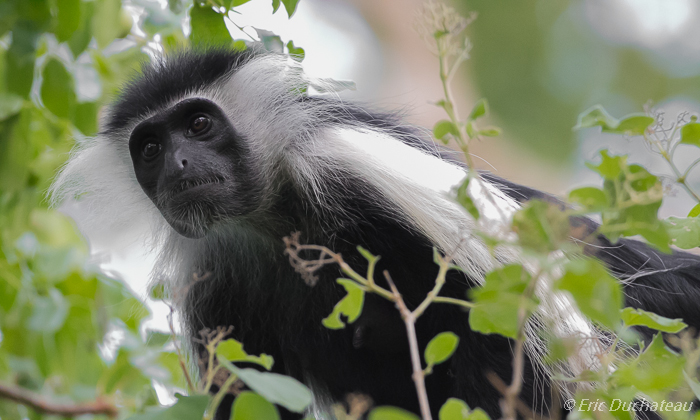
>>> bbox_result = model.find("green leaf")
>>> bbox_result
[216,338,274,370]
[272,0,281,13]
[232,39,247,51]
[0,94,24,121]
[149,283,166,300]
[168,0,186,13]
[613,334,685,393]
[73,101,98,135]
[55,0,81,42]
[433,120,459,144]
[689,204,700,218]
[232,391,281,420]
[466,409,490,420]
[555,259,622,329]
[92,0,124,48]
[468,98,488,120]
[478,127,501,137]
[6,25,39,98]
[569,187,608,211]
[469,265,534,339]
[255,28,284,53]
[465,121,476,139]
[620,307,687,333]
[425,332,459,370]
[189,3,231,45]
[456,177,479,220]
[28,288,69,332]
[681,122,700,147]
[356,246,379,264]
[322,279,365,329]
[574,105,619,131]
[40,58,76,120]
[125,394,210,420]
[219,358,313,413]
[68,1,94,56]
[145,331,172,347]
[586,150,623,180]
[436,99,454,116]
[609,115,654,136]
[574,106,653,136]
[511,200,570,253]
[439,398,470,420]
[665,216,700,249]
[281,0,300,17]
[232,0,253,6]
[369,406,421,420]
[286,40,305,62]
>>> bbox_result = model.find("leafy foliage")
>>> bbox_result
[0,0,305,419]
[2,1,700,420]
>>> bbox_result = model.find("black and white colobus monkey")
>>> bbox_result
[51,49,700,419]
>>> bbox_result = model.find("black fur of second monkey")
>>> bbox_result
[109,50,700,419]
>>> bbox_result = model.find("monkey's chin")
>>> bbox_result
[167,218,210,239]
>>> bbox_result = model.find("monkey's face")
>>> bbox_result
[128,98,261,238]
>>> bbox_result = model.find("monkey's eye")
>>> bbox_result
[142,141,162,159]
[188,115,211,136]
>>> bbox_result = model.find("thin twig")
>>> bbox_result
[431,296,474,309]
[645,134,700,203]
[412,254,452,318]
[166,302,197,392]
[486,372,549,420]
[384,271,432,420]
[0,382,118,418]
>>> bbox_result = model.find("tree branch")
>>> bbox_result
[0,381,118,418]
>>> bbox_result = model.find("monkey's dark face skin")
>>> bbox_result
[129,98,261,238]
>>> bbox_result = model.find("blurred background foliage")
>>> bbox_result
[1,0,700,418]
[465,0,700,161]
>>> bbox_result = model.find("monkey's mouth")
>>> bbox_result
[171,175,226,196]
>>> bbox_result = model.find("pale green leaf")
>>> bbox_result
[478,127,501,137]
[232,392,281,420]
[369,406,421,420]
[40,58,76,120]
[219,358,313,413]
[216,338,274,370]
[569,187,608,211]
[281,0,300,17]
[92,0,123,48]
[189,3,231,45]
[433,119,459,144]
[681,122,700,147]
[689,204,700,218]
[439,398,470,420]
[468,98,488,120]
[0,94,24,121]
[620,308,686,333]
[456,177,479,220]
[125,394,210,420]
[556,259,622,329]
[425,332,459,369]
[322,279,365,329]
[665,216,700,249]
[574,105,619,131]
